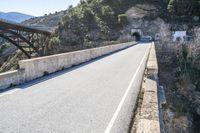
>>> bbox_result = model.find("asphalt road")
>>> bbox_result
[0,42,151,133]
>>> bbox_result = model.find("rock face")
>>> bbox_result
[124,3,171,42]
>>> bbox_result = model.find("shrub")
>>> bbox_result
[49,36,60,48]
[43,71,49,76]
[48,36,61,53]
[118,14,128,26]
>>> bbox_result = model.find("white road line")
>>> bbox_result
[0,89,20,97]
[104,44,151,133]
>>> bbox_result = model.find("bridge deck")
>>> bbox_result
[0,44,151,133]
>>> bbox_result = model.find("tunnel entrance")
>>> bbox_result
[132,32,141,41]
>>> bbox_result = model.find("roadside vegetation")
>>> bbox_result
[156,26,200,132]
[167,0,200,17]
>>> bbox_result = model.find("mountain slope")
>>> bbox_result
[0,12,33,23]
[22,10,66,31]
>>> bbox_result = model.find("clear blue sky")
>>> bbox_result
[1,0,80,16]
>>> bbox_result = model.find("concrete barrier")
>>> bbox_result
[0,41,136,90]
[134,42,160,133]
[0,70,25,90]
[19,42,135,81]
[146,44,158,78]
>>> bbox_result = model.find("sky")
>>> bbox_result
[0,0,80,16]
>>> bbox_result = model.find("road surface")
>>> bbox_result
[0,43,151,133]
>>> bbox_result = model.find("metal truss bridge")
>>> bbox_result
[0,19,51,58]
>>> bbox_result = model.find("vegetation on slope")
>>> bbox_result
[165,0,200,22]
[0,0,137,72]
[52,0,136,47]
[156,25,200,132]
[50,0,200,50]
[167,0,200,16]
[22,10,66,31]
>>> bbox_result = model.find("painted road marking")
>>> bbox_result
[104,44,150,133]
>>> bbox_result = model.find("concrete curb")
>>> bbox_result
[135,42,160,133]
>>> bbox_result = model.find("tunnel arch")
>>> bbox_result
[132,32,141,41]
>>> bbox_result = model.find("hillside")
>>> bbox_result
[22,10,66,31]
[0,10,68,71]
[0,12,33,23]
[50,0,141,52]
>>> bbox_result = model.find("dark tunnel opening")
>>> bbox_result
[132,32,141,41]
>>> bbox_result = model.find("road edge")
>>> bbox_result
[132,42,160,133]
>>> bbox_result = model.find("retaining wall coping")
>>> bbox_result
[135,42,160,133]
[136,119,160,133]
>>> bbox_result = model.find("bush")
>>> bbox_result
[0,43,11,54]
[49,36,60,46]
[48,36,61,51]
[118,14,128,26]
